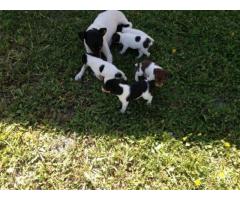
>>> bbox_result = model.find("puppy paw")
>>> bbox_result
[146,101,152,106]
[146,52,151,57]
[74,74,82,81]
[136,56,142,59]
[120,109,126,114]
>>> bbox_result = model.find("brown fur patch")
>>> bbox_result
[154,68,168,87]
[141,60,152,72]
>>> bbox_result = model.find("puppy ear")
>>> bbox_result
[82,54,87,64]
[78,31,86,41]
[99,28,107,36]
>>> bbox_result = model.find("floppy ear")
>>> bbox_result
[78,31,86,41]
[99,28,107,36]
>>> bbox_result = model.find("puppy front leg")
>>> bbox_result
[136,50,143,59]
[102,40,113,63]
[142,48,150,57]
[75,64,88,81]
[119,45,128,55]
[120,100,129,113]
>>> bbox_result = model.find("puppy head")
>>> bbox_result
[112,33,121,44]
[154,68,169,87]
[79,28,107,57]
[102,79,123,95]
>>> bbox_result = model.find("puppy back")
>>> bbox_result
[104,79,124,95]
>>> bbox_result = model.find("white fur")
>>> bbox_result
[117,32,153,59]
[85,11,132,63]
[75,54,127,82]
[121,27,154,42]
[135,62,163,81]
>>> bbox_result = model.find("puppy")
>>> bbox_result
[112,32,153,59]
[75,53,127,82]
[79,10,132,63]
[117,25,154,43]
[135,60,169,87]
[102,79,155,113]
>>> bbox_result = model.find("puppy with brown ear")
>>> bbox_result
[135,60,169,87]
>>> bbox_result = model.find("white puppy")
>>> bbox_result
[79,11,132,63]
[112,32,153,59]
[102,79,155,113]
[75,53,127,83]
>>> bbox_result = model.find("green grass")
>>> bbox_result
[0,11,240,189]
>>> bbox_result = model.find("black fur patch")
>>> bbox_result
[143,38,151,48]
[135,36,141,42]
[115,72,122,78]
[82,54,87,64]
[127,81,148,101]
[84,28,106,57]
[103,79,123,95]
[112,33,120,43]
[99,65,105,73]
[116,23,131,32]
[138,76,145,81]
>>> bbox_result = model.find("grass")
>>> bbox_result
[0,11,240,189]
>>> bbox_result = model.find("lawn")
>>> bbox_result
[0,11,240,189]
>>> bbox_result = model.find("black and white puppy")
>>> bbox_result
[79,10,132,63]
[112,32,153,59]
[102,79,155,113]
[75,53,127,82]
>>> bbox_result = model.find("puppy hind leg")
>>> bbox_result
[136,50,143,59]
[120,100,129,113]
[142,91,153,105]
[120,45,128,55]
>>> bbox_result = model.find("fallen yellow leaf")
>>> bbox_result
[172,48,177,54]
[224,142,231,148]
